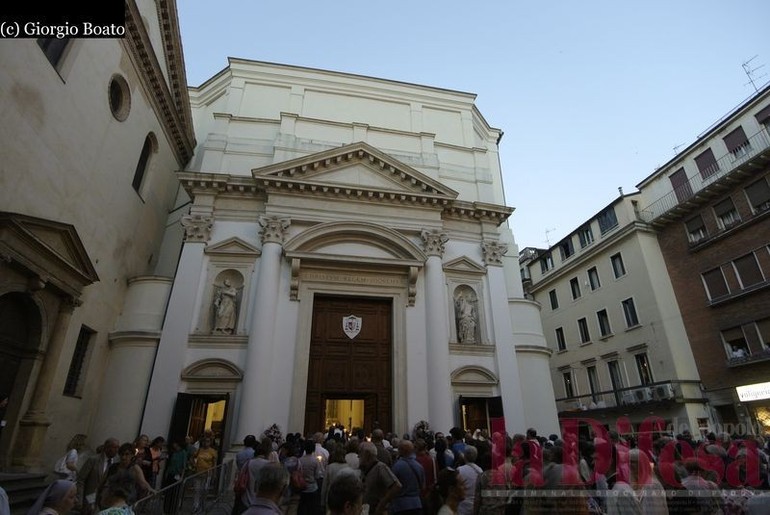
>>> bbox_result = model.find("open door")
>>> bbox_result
[168,393,230,463]
[459,396,505,434]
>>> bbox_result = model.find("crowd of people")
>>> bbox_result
[17,430,221,515]
[10,422,770,515]
[231,422,770,515]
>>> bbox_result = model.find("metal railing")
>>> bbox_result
[554,380,684,413]
[638,129,770,223]
[132,460,235,515]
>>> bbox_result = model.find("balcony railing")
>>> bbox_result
[555,380,685,414]
[639,129,770,223]
[727,346,770,367]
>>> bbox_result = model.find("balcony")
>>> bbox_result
[638,129,770,224]
[727,346,770,367]
[555,381,684,414]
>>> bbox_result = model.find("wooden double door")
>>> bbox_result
[304,295,392,435]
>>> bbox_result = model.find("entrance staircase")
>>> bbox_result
[0,472,50,515]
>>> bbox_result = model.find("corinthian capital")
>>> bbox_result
[481,240,508,266]
[421,229,448,257]
[181,214,213,242]
[259,216,291,244]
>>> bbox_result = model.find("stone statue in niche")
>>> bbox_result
[456,292,478,344]
[213,279,238,334]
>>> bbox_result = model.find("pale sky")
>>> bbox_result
[178,0,768,249]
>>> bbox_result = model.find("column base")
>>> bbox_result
[12,411,52,470]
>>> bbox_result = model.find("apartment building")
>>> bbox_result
[636,84,770,434]
[525,195,710,436]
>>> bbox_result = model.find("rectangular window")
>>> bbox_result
[540,253,554,274]
[635,353,653,385]
[597,309,612,337]
[745,177,770,214]
[702,267,730,300]
[570,277,581,300]
[756,317,770,349]
[578,317,590,343]
[733,253,765,288]
[597,207,619,235]
[622,298,640,327]
[37,38,71,68]
[132,136,153,193]
[555,327,566,351]
[559,238,575,261]
[64,326,94,397]
[578,226,594,248]
[694,148,720,179]
[722,326,750,359]
[588,267,601,290]
[756,105,770,130]
[608,360,624,390]
[610,253,626,278]
[670,167,693,203]
[685,215,708,244]
[549,289,559,310]
[723,126,751,158]
[713,198,740,230]
[587,366,599,401]
[563,372,575,398]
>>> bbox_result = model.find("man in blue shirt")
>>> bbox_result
[390,440,425,515]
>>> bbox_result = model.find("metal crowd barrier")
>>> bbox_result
[132,460,235,515]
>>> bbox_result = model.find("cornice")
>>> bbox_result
[155,0,195,145]
[124,0,194,166]
[528,221,653,292]
[443,200,513,226]
[177,170,512,225]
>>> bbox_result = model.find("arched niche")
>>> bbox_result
[209,270,245,335]
[453,285,480,345]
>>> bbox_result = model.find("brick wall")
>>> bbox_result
[656,169,770,393]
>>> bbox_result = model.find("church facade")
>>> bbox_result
[131,59,560,445]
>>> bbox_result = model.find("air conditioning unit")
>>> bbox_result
[621,392,637,406]
[653,383,675,400]
[633,387,653,403]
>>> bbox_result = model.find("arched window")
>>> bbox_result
[132,133,157,195]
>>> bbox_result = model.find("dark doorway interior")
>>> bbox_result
[459,396,504,434]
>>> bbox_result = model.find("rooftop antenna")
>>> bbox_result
[544,227,556,247]
[673,143,686,155]
[742,55,766,93]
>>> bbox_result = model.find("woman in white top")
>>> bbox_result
[56,434,87,481]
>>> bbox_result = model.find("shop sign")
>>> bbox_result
[736,381,770,402]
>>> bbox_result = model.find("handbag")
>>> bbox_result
[290,461,307,491]
[233,460,251,496]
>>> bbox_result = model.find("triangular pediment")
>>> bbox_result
[0,212,99,292]
[443,256,486,275]
[204,237,261,257]
[253,141,458,201]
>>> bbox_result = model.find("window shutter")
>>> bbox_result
[734,254,764,287]
[694,148,718,178]
[703,268,729,299]
[755,104,770,125]
[745,179,770,209]
[723,127,748,153]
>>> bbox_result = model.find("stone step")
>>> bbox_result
[0,472,51,515]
